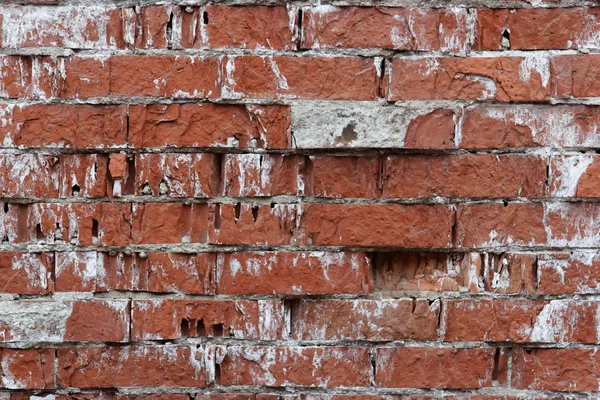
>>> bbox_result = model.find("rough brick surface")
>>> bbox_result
[1,0,597,397]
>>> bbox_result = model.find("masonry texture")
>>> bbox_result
[3,0,600,398]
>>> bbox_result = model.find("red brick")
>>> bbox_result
[384,57,551,102]
[22,203,130,246]
[209,203,298,246]
[551,54,600,98]
[473,8,600,50]
[0,348,54,389]
[0,104,127,148]
[128,103,291,149]
[545,203,600,247]
[376,347,502,389]
[219,346,372,387]
[0,252,53,295]
[222,154,304,197]
[455,203,546,248]
[298,204,453,247]
[57,345,213,388]
[292,299,439,341]
[460,105,600,149]
[309,156,380,198]
[383,154,546,198]
[223,56,379,100]
[60,154,109,198]
[136,153,220,197]
[135,6,178,49]
[442,299,599,343]
[512,348,600,391]
[484,253,537,295]
[109,56,220,98]
[216,251,373,295]
[0,299,129,343]
[0,154,59,198]
[56,252,215,294]
[131,203,207,244]
[202,6,296,50]
[0,6,130,49]
[131,299,285,341]
[301,7,466,52]
[0,56,33,98]
[538,252,600,295]
[550,155,600,197]
[373,252,484,293]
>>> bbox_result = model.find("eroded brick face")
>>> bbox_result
[0,0,598,398]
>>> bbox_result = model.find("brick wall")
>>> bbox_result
[1,0,599,398]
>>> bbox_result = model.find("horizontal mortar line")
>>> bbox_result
[4,244,600,253]
[32,291,600,302]
[3,95,600,107]
[0,339,598,350]
[4,0,599,8]
[46,387,600,397]
[0,47,597,59]
[2,147,600,156]
[7,196,600,205]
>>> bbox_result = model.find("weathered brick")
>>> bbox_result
[136,153,220,197]
[301,7,466,52]
[552,54,600,98]
[0,154,59,198]
[473,8,600,50]
[131,299,285,340]
[442,299,599,343]
[222,154,304,197]
[384,57,551,102]
[223,56,379,100]
[383,154,546,198]
[512,348,600,391]
[376,348,503,389]
[131,203,207,244]
[218,346,373,387]
[57,345,213,388]
[216,252,373,295]
[292,299,440,341]
[455,203,546,248]
[298,204,453,247]
[373,252,484,293]
[549,155,600,197]
[545,203,600,247]
[56,252,215,294]
[209,203,298,246]
[0,300,129,343]
[484,253,537,295]
[0,5,130,49]
[538,252,600,295]
[0,252,54,295]
[0,104,127,148]
[60,154,109,198]
[21,203,130,246]
[460,105,600,149]
[310,156,380,198]
[0,348,54,389]
[129,104,291,149]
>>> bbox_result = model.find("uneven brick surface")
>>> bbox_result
[1,0,599,398]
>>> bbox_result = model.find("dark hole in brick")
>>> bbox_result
[525,348,532,354]
[71,184,81,196]
[214,362,221,384]
[503,200,508,207]
[491,348,500,382]
[3,203,7,213]
[166,11,174,49]
[214,204,222,230]
[212,323,224,336]
[203,10,209,24]
[180,319,190,337]
[92,219,99,239]
[252,205,259,222]
[234,203,241,219]
[35,224,44,240]
[196,319,206,336]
